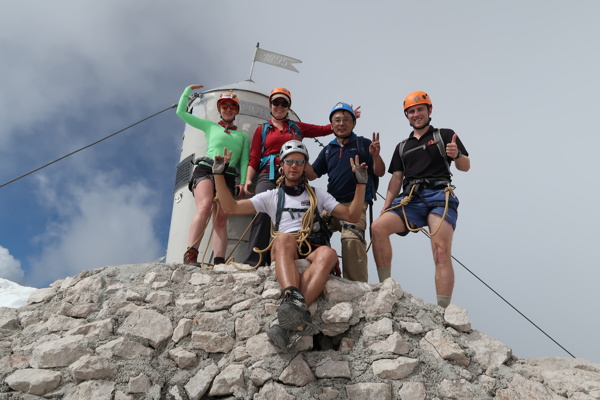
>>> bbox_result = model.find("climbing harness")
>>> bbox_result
[386,128,456,236]
[386,180,455,236]
[365,181,455,253]
[340,221,366,243]
[364,130,455,251]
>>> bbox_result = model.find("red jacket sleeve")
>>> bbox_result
[295,121,333,138]
[247,120,333,173]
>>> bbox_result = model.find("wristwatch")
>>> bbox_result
[453,150,463,160]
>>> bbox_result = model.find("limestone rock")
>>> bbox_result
[346,382,392,400]
[444,304,471,332]
[1,262,598,399]
[279,354,316,386]
[30,335,92,368]
[372,357,419,380]
[209,364,245,397]
[116,308,173,348]
[5,368,61,396]
[184,362,219,400]
[69,354,116,382]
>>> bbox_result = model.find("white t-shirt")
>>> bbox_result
[250,187,339,234]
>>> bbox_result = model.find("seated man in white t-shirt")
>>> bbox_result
[212,140,367,350]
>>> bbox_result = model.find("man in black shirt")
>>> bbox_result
[371,91,470,308]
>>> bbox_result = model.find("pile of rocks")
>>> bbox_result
[1,261,599,399]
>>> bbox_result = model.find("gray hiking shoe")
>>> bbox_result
[267,324,306,351]
[277,289,319,336]
[267,324,290,351]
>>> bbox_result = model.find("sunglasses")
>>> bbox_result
[271,99,290,108]
[220,104,238,111]
[282,159,306,166]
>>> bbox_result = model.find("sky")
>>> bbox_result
[1,1,599,363]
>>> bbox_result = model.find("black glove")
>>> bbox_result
[354,165,368,184]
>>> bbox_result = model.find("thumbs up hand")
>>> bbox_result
[446,133,462,160]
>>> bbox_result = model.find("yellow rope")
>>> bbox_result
[365,184,454,252]
[224,212,261,271]
[231,176,320,271]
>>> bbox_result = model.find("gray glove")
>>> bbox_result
[354,165,368,184]
[212,157,229,175]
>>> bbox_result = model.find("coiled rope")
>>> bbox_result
[235,175,319,270]
[366,184,453,253]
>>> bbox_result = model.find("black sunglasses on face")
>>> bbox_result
[271,99,290,108]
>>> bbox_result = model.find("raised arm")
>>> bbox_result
[369,132,386,177]
[330,155,367,223]
[175,85,213,131]
[213,148,257,215]
[446,133,470,172]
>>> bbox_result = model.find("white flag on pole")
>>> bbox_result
[253,47,302,73]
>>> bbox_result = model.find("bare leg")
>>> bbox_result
[271,233,301,289]
[211,202,228,259]
[371,211,406,281]
[428,213,455,297]
[187,179,216,248]
[300,246,338,306]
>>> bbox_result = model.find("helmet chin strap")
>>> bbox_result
[220,115,235,124]
[410,117,432,130]
[271,111,289,121]
[219,116,237,133]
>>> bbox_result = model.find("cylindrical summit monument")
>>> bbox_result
[165,80,300,264]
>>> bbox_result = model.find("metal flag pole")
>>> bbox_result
[248,42,260,81]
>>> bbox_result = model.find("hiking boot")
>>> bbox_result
[267,324,290,351]
[277,289,319,336]
[183,247,199,264]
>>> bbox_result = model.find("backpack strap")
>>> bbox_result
[288,120,303,140]
[398,129,452,176]
[397,138,410,170]
[259,121,304,180]
[259,123,274,178]
[433,129,452,176]
[275,187,309,232]
[275,187,285,231]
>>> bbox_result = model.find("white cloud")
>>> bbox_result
[27,172,163,287]
[0,1,226,149]
[0,246,25,283]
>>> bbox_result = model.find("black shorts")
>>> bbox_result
[188,164,236,195]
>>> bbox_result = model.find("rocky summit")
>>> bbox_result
[1,261,599,399]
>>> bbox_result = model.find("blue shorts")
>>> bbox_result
[386,189,459,235]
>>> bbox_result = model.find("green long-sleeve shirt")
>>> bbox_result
[176,87,249,183]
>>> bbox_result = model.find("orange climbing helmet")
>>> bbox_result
[217,92,240,109]
[403,91,432,111]
[269,87,292,105]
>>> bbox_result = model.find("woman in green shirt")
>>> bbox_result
[176,84,249,265]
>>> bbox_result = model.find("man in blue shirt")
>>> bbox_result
[306,102,385,282]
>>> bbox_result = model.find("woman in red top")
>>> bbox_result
[242,87,359,266]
